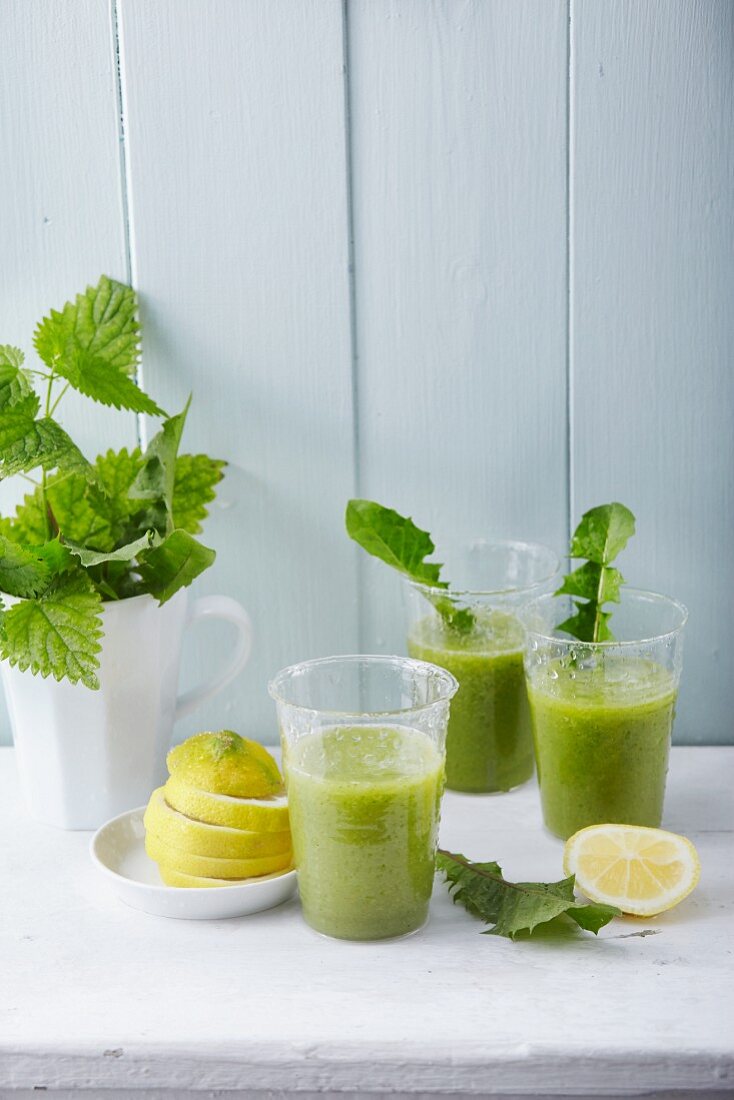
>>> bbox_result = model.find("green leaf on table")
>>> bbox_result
[137,528,215,604]
[436,850,620,939]
[555,502,635,643]
[172,453,225,534]
[130,401,190,534]
[0,571,103,688]
[0,404,91,479]
[0,346,33,408]
[345,499,475,633]
[64,529,159,568]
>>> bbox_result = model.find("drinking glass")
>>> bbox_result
[269,654,458,941]
[405,540,559,792]
[523,588,687,839]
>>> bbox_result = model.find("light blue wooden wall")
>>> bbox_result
[1,0,732,746]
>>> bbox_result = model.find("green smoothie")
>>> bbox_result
[284,725,444,940]
[528,656,677,839]
[408,609,532,792]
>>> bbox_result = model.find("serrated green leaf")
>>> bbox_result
[86,447,142,544]
[556,561,624,605]
[130,402,190,533]
[556,502,636,643]
[0,571,103,688]
[0,409,90,479]
[32,276,163,415]
[137,528,215,604]
[172,453,225,534]
[557,600,613,643]
[64,529,159,568]
[346,499,475,633]
[54,348,164,416]
[13,476,110,548]
[436,850,619,939]
[0,536,53,598]
[34,275,141,376]
[0,346,33,408]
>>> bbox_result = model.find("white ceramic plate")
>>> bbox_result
[90,807,297,920]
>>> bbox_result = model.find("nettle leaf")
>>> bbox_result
[130,402,190,533]
[87,447,143,543]
[33,276,164,415]
[436,850,619,939]
[13,476,111,548]
[64,529,159,568]
[0,536,55,598]
[55,348,164,416]
[0,406,91,479]
[556,503,636,643]
[0,346,33,408]
[172,454,225,534]
[346,499,475,634]
[34,275,141,376]
[138,528,215,604]
[0,571,103,689]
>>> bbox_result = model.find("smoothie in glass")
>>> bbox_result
[404,540,559,793]
[269,654,457,941]
[285,726,444,940]
[528,657,677,839]
[408,609,531,792]
[523,589,687,840]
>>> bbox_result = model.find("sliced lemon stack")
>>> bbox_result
[563,823,700,917]
[143,731,292,889]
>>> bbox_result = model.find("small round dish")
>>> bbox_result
[90,806,297,920]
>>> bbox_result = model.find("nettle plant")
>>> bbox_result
[0,276,224,689]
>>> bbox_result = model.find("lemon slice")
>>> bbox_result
[143,789,291,859]
[167,731,283,798]
[164,775,290,832]
[146,832,292,879]
[158,864,292,889]
[563,824,700,917]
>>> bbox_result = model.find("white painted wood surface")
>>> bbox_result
[349,0,569,653]
[1,745,732,1097]
[570,0,734,746]
[0,0,732,747]
[116,0,358,745]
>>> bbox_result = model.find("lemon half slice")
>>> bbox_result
[146,832,292,880]
[564,824,700,917]
[158,865,292,889]
[163,775,290,832]
[143,788,291,859]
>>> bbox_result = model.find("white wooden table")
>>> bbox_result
[1,746,732,1100]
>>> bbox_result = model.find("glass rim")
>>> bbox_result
[405,538,560,599]
[521,586,689,648]
[268,653,459,718]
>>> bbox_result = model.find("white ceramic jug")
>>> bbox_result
[1,589,252,829]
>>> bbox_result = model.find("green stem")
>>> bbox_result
[40,370,55,540]
[48,381,70,417]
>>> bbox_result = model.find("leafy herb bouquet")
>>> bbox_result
[0,276,224,690]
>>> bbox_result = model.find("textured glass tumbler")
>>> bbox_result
[269,655,458,941]
[405,540,559,793]
[523,589,687,839]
